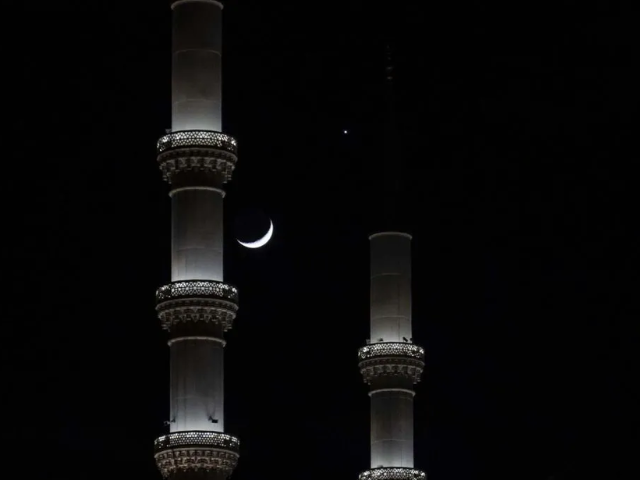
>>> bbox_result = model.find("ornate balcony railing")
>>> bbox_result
[358,342,425,361]
[156,280,238,305]
[154,431,240,478]
[359,468,426,480]
[154,431,240,454]
[157,130,237,155]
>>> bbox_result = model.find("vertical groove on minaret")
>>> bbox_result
[357,47,427,480]
[154,1,241,479]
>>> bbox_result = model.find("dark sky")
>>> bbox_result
[4,2,638,480]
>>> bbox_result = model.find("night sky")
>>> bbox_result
[5,2,638,480]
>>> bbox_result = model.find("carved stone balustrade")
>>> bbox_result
[157,130,238,184]
[358,342,425,384]
[359,468,427,480]
[154,431,240,478]
[156,280,239,331]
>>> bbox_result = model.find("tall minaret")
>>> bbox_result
[154,1,240,480]
[358,46,426,480]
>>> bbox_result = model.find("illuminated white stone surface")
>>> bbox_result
[369,232,412,343]
[171,0,223,132]
[172,188,224,282]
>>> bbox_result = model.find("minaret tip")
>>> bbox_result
[385,44,394,81]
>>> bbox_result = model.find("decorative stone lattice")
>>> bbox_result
[157,131,238,154]
[154,431,240,478]
[157,130,238,184]
[358,342,425,384]
[359,468,426,480]
[156,281,239,331]
[358,342,425,361]
[155,431,240,451]
[157,281,238,303]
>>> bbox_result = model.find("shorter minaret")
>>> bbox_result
[358,46,426,480]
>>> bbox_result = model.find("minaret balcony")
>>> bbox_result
[154,431,240,478]
[358,342,425,384]
[156,280,239,331]
[359,468,427,480]
[358,467,427,480]
[157,130,238,184]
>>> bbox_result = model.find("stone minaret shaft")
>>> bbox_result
[154,1,240,480]
[358,47,426,480]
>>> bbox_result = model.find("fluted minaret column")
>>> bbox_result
[358,233,425,480]
[154,2,240,480]
[369,232,416,467]
[358,47,426,480]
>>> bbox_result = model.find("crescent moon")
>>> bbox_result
[237,219,273,249]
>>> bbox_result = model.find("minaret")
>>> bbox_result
[154,1,240,480]
[358,46,426,480]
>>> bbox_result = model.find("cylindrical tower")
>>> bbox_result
[358,47,426,480]
[154,2,240,480]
